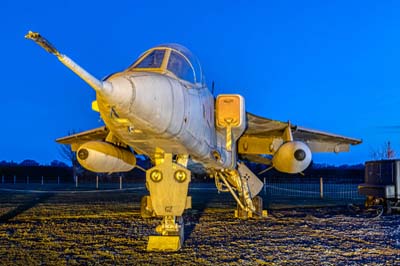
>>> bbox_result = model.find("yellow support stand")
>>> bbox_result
[147,236,182,252]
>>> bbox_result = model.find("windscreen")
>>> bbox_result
[135,49,165,69]
[167,51,195,83]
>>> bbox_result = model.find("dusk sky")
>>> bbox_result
[2,0,400,165]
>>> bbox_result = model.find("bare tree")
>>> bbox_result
[58,144,79,181]
[58,130,83,181]
[370,141,396,160]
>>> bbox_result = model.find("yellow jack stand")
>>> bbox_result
[147,235,182,252]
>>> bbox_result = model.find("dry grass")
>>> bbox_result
[0,189,399,265]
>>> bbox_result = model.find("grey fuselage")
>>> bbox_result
[98,71,232,170]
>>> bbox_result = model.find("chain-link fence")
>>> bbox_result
[262,176,365,202]
[0,174,366,205]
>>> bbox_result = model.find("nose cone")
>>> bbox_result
[103,73,183,134]
[101,76,135,114]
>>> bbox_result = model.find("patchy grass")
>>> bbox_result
[0,188,399,265]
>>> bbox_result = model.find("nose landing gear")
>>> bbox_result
[144,153,191,251]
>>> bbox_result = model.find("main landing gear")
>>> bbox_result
[214,162,267,219]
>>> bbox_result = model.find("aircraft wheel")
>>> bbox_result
[385,200,393,215]
[235,206,248,219]
[252,196,263,216]
[140,196,155,218]
[235,196,265,219]
[365,196,374,208]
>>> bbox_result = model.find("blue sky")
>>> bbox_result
[1,0,400,165]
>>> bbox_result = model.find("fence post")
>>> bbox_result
[27,176,29,184]
[75,176,78,188]
[320,177,324,199]
[119,176,122,190]
[41,176,44,185]
[263,177,267,195]
[57,176,60,185]
[1,175,3,184]
[14,175,16,185]
[96,176,99,190]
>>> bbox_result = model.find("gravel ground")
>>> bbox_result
[0,187,399,265]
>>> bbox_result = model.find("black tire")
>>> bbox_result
[140,196,154,218]
[365,196,374,208]
[236,196,264,219]
[385,200,392,215]
[252,196,263,216]
[236,205,249,220]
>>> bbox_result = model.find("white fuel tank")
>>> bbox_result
[77,141,136,173]
[272,141,312,174]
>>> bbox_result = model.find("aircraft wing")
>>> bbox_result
[56,126,109,151]
[238,113,362,155]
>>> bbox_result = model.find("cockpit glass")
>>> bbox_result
[135,49,165,68]
[129,44,205,86]
[167,51,195,83]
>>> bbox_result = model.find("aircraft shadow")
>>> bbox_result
[0,193,54,223]
[184,189,234,241]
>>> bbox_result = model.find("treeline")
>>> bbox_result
[0,159,150,183]
[249,161,365,183]
[0,159,365,183]
[0,165,72,182]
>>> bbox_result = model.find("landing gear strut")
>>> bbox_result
[214,162,267,219]
[144,153,191,251]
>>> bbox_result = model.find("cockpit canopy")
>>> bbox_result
[128,44,204,86]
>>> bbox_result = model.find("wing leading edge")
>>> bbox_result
[238,113,361,155]
[56,126,109,151]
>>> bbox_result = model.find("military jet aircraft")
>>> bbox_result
[26,31,361,251]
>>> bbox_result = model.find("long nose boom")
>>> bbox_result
[25,31,112,95]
